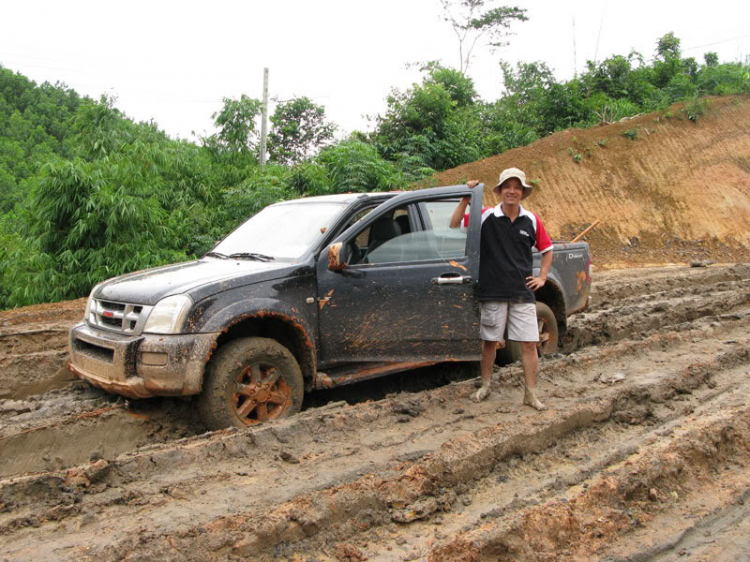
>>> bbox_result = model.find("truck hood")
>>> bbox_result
[95,259,293,306]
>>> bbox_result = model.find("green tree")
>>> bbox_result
[0,67,86,216]
[372,65,484,170]
[656,32,681,60]
[72,95,130,159]
[496,61,558,133]
[268,97,336,165]
[440,0,528,73]
[683,57,699,77]
[221,164,293,224]
[317,140,410,193]
[580,52,660,111]
[206,95,262,159]
[420,62,478,107]
[653,32,685,88]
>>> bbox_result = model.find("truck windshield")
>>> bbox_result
[209,202,345,260]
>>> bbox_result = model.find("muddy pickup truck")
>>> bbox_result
[68,184,592,429]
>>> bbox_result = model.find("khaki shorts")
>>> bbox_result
[480,301,539,343]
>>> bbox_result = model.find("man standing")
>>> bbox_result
[450,168,553,410]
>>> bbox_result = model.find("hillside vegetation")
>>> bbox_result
[1,30,749,308]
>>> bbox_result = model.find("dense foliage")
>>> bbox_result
[1,31,748,309]
[0,67,429,308]
[370,35,750,170]
[269,97,336,165]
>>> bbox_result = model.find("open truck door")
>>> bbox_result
[316,184,484,366]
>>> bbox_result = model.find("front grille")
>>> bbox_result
[101,315,121,328]
[73,338,115,363]
[100,301,126,311]
[87,299,153,335]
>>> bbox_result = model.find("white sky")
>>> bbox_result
[1,0,748,142]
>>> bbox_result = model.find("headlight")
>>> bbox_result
[84,282,104,321]
[143,295,193,334]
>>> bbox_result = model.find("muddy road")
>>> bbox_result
[1,264,749,561]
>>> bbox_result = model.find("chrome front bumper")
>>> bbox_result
[68,322,217,398]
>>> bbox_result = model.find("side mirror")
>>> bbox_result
[327,242,347,272]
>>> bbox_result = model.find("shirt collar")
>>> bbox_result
[495,203,528,218]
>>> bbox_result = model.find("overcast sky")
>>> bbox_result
[1,0,748,142]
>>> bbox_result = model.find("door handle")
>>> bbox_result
[431,274,473,285]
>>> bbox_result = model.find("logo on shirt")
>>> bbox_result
[519,229,530,237]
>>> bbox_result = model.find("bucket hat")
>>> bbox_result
[494,167,532,200]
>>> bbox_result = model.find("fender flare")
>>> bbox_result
[198,298,317,385]
[531,272,567,329]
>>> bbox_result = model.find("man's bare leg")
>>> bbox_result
[472,339,499,402]
[520,341,546,410]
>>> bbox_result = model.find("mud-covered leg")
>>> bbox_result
[521,341,546,410]
[472,340,498,402]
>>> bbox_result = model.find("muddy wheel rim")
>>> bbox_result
[537,317,553,355]
[232,362,292,425]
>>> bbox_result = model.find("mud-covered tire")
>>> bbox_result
[495,302,559,365]
[197,337,304,430]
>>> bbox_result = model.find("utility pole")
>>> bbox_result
[593,8,605,67]
[259,67,269,166]
[572,17,577,78]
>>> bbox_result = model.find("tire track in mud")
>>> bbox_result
[0,328,72,400]
[590,264,750,303]
[2,313,749,561]
[1,289,747,482]
[74,330,750,560]
[428,401,750,562]
[0,265,749,561]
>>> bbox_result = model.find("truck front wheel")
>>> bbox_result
[198,337,304,430]
[495,302,559,365]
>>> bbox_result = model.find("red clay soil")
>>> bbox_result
[0,298,85,328]
[433,96,750,268]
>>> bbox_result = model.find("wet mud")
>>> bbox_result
[0,264,749,561]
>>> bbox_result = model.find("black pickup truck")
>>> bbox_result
[68,184,592,429]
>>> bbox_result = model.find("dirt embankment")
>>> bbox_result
[0,299,85,400]
[1,264,750,561]
[435,96,750,267]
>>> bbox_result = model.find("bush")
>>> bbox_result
[317,141,408,193]
[590,94,642,124]
[684,97,709,122]
[666,74,698,102]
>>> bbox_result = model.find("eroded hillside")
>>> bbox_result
[435,96,750,267]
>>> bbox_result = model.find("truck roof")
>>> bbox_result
[273,192,401,206]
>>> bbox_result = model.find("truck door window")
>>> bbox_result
[346,206,410,265]
[420,199,468,259]
[353,198,467,265]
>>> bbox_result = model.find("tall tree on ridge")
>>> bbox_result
[440,0,528,74]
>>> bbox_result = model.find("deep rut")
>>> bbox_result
[0,264,748,561]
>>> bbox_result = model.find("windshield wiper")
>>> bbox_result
[228,252,275,262]
[205,251,229,259]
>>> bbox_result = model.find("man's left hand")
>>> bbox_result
[526,276,546,291]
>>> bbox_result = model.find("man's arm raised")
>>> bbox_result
[449,180,479,229]
[449,197,470,229]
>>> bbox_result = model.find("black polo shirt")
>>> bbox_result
[465,204,553,303]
